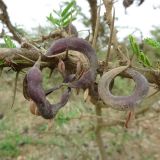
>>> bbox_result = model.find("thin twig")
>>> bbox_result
[147,90,160,98]
[11,71,19,108]
[0,0,22,43]
[92,2,101,48]
[105,7,115,69]
[87,0,97,34]
[95,106,107,160]
[103,0,126,61]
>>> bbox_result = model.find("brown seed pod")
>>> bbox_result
[138,0,145,6]
[64,23,78,37]
[98,67,149,111]
[123,0,134,8]
[24,56,71,119]
[46,37,98,89]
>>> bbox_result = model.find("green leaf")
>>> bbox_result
[145,55,152,67]
[129,35,140,55]
[52,9,60,16]
[0,59,4,65]
[129,35,152,67]
[129,35,134,50]
[134,42,140,54]
[61,9,75,22]
[62,17,76,27]
[139,52,145,63]
[144,38,160,49]
[3,36,16,48]
[47,13,60,26]
[139,51,152,67]
[61,0,75,17]
[46,0,77,28]
[129,35,137,54]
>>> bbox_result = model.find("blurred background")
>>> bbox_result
[0,0,160,160]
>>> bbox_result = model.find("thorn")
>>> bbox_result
[48,69,53,78]
[76,88,80,95]
[125,110,135,128]
[11,71,19,108]
[47,119,53,131]
[65,49,69,59]
[34,53,41,68]
[84,88,89,102]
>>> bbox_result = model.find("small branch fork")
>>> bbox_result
[103,0,128,63]
[0,47,160,97]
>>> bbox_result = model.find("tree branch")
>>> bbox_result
[87,0,97,34]
[0,0,22,43]
[95,105,107,160]
[0,48,160,88]
[103,0,127,62]
[0,48,91,74]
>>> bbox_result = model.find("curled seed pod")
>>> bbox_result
[123,0,134,8]
[26,63,54,119]
[138,0,145,6]
[98,67,149,111]
[25,57,71,119]
[46,37,98,89]
[63,74,76,83]
[64,23,78,37]
[53,87,71,111]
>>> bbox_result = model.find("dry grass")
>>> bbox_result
[0,71,160,160]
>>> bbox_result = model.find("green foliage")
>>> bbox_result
[0,59,5,65]
[129,35,152,67]
[55,109,79,126]
[0,132,30,157]
[112,76,135,96]
[0,139,19,157]
[47,0,77,28]
[144,38,160,49]
[36,124,48,132]
[0,120,8,131]
[3,35,16,48]
[0,43,8,48]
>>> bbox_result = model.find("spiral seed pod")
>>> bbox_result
[46,37,98,89]
[23,56,71,119]
[123,0,134,8]
[98,67,149,111]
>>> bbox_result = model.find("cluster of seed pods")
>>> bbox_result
[23,37,149,120]
[23,37,98,119]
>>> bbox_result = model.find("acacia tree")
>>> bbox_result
[1,0,160,159]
